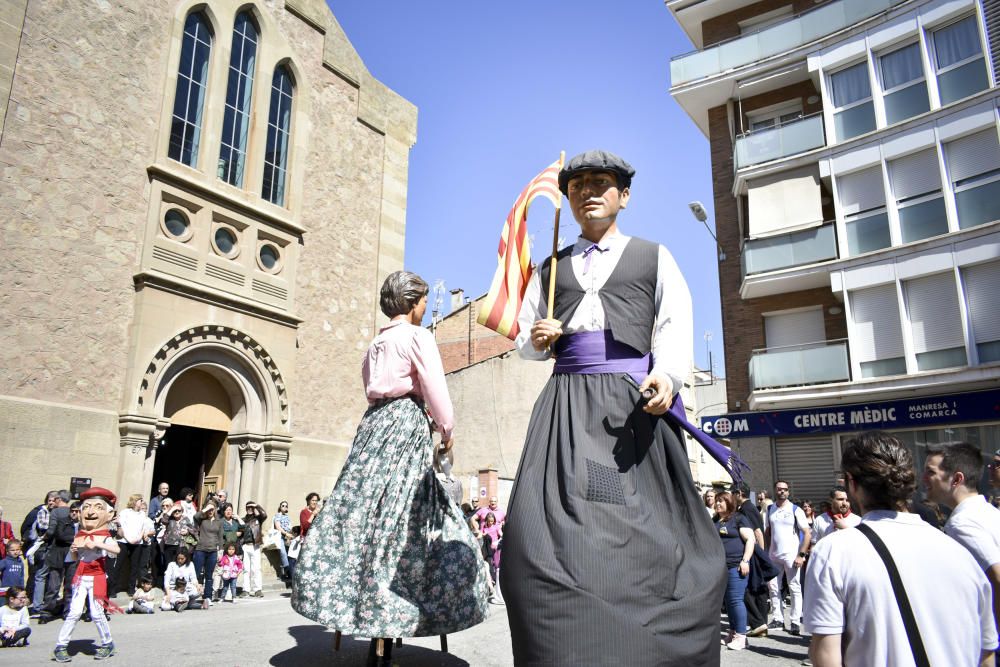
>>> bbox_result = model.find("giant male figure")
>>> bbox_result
[503,150,726,665]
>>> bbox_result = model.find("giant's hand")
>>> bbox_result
[530,319,563,352]
[639,372,673,415]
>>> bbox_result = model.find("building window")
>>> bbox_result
[963,261,1000,363]
[850,284,906,378]
[878,42,929,125]
[218,12,259,187]
[838,167,890,256]
[212,224,240,258]
[262,66,294,206]
[162,208,192,241]
[904,273,967,371]
[888,149,947,244]
[829,61,876,142]
[945,129,1000,230]
[168,12,212,167]
[932,15,989,105]
[257,241,282,273]
[747,103,803,132]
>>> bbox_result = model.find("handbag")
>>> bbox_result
[261,528,282,551]
[857,523,930,667]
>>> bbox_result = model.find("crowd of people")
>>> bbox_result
[461,495,507,603]
[0,484,326,653]
[706,434,1000,667]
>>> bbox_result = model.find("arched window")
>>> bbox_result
[218,12,258,187]
[262,66,293,206]
[168,12,213,167]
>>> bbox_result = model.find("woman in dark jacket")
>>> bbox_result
[161,506,194,567]
[193,503,224,605]
[241,502,267,597]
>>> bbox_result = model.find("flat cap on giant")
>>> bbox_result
[558,150,635,195]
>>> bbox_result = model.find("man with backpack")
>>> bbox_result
[763,479,811,635]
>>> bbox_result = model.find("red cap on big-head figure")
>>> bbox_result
[80,487,117,508]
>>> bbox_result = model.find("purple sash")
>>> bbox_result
[552,331,749,484]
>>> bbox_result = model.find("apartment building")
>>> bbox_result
[669,0,1000,500]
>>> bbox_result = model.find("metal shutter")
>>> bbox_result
[946,129,1000,182]
[851,284,905,362]
[905,272,965,353]
[985,0,1000,80]
[774,436,836,504]
[890,149,942,200]
[764,309,826,348]
[964,260,1000,344]
[838,166,885,214]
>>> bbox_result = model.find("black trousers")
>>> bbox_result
[744,586,769,630]
[41,565,70,617]
[0,627,30,646]
[110,542,143,595]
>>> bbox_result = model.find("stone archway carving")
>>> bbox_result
[119,325,290,462]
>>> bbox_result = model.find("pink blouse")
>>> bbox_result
[362,320,454,441]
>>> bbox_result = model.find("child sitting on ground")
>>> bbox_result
[165,578,191,612]
[0,540,26,596]
[127,577,156,614]
[287,526,302,581]
[0,586,30,647]
[218,543,243,603]
[161,549,202,611]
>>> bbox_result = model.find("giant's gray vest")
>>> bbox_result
[539,237,658,355]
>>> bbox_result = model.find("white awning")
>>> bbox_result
[747,165,824,239]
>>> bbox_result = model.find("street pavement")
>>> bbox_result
[0,594,810,666]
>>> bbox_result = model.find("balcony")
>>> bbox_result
[749,339,851,390]
[670,0,895,86]
[742,222,838,276]
[735,113,826,168]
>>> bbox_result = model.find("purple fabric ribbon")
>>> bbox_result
[552,331,750,485]
[582,242,607,274]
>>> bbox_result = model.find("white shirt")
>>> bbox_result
[763,501,808,565]
[515,232,693,393]
[946,494,1000,571]
[804,511,997,666]
[811,512,861,544]
[117,508,145,544]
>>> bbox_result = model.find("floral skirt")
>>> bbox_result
[291,397,490,637]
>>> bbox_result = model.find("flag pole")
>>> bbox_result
[546,151,565,319]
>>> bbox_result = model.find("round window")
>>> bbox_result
[163,209,190,238]
[259,244,280,270]
[214,227,237,255]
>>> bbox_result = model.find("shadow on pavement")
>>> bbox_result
[270,625,471,666]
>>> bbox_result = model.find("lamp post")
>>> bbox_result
[688,201,726,262]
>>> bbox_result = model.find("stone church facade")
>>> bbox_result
[0,0,416,527]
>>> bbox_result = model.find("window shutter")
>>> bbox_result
[905,272,964,353]
[764,309,826,349]
[837,167,886,215]
[889,149,942,200]
[850,284,904,362]
[946,129,1000,182]
[747,165,825,238]
[964,260,1000,344]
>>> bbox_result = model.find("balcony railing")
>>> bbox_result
[670,0,895,86]
[735,113,826,168]
[741,221,838,276]
[749,339,851,390]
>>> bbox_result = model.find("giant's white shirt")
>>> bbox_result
[804,511,997,666]
[515,232,693,393]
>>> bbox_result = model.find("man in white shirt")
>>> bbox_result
[805,432,996,667]
[923,441,1000,637]
[811,486,861,544]
[763,479,810,634]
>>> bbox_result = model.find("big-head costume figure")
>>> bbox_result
[53,487,121,663]
[502,150,727,666]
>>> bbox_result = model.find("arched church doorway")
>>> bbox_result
[150,368,237,505]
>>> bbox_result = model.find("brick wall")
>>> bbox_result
[708,103,846,410]
[433,296,516,373]
[702,0,829,47]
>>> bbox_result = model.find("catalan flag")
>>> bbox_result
[477,157,563,339]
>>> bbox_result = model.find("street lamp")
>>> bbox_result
[688,201,726,261]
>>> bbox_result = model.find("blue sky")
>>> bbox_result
[328,1,725,373]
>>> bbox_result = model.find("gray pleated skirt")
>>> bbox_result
[502,373,726,666]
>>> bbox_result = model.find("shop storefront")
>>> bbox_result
[702,389,1000,502]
